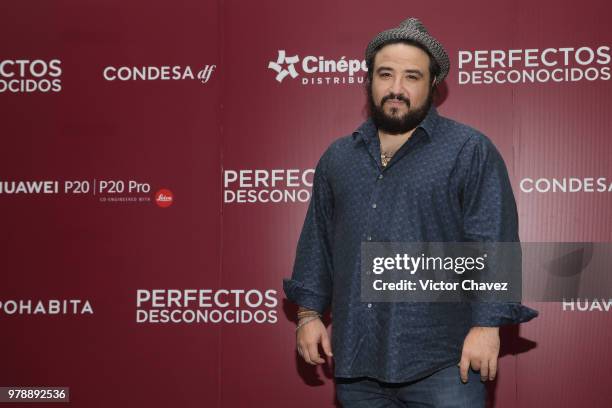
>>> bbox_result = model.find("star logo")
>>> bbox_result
[268,50,300,83]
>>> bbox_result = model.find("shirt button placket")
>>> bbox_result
[366,170,381,312]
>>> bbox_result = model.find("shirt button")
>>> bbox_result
[372,203,377,208]
[367,303,372,308]
[378,174,383,180]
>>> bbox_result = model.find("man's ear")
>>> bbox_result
[431,75,437,86]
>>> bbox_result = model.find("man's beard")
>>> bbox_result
[367,84,433,135]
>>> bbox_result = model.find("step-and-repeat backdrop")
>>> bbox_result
[2,0,611,407]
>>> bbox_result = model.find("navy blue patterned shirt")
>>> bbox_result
[283,105,538,383]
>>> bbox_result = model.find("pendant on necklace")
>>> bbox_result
[381,153,392,167]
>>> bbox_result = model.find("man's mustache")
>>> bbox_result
[381,93,410,107]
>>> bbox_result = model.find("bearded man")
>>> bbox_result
[283,18,538,407]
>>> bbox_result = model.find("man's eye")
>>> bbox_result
[407,75,418,80]
[380,73,391,78]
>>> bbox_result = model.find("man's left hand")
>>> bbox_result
[459,326,500,383]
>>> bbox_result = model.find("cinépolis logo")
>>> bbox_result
[136,289,278,324]
[223,168,314,204]
[268,49,367,86]
[0,59,62,93]
[458,45,610,85]
[103,64,216,84]
[0,299,93,316]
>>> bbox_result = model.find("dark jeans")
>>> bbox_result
[335,365,486,408]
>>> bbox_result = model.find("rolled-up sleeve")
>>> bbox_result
[283,147,334,315]
[459,134,538,327]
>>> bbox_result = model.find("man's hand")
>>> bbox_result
[459,326,500,383]
[296,318,333,365]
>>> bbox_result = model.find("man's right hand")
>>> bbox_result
[296,318,333,365]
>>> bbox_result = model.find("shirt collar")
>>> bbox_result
[352,104,440,144]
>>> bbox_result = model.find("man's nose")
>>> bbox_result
[390,76,403,95]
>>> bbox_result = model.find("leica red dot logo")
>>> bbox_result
[155,189,173,208]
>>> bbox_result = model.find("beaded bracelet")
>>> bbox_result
[295,316,320,332]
